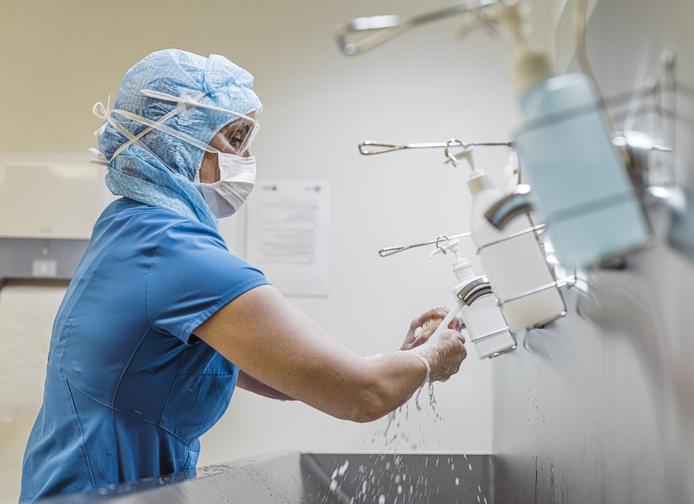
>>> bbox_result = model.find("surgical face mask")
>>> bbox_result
[195,152,256,218]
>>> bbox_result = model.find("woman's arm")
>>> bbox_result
[236,370,294,401]
[194,285,466,422]
[236,307,458,402]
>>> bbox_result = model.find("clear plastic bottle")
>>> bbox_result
[430,240,515,359]
[467,152,565,331]
[512,50,651,268]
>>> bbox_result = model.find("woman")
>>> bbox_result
[20,49,467,501]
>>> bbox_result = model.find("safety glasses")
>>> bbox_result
[217,115,260,155]
[140,89,260,155]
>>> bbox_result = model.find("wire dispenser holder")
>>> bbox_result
[444,140,571,317]
[371,137,577,325]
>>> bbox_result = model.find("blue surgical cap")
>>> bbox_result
[97,48,262,229]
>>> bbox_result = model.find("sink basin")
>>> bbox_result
[39,453,495,503]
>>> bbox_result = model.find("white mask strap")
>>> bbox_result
[92,89,208,161]
[92,98,174,166]
[111,108,218,155]
[140,89,258,126]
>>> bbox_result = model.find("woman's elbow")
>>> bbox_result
[343,380,391,423]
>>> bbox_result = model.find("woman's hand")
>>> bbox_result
[408,328,467,382]
[401,307,462,351]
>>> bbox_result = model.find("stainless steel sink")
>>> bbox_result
[40,453,495,504]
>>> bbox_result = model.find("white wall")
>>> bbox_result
[0,0,553,500]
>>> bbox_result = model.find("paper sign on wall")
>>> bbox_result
[246,180,330,297]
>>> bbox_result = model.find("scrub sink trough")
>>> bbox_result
[39,452,496,504]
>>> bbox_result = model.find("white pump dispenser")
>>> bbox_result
[429,239,515,359]
[457,150,566,331]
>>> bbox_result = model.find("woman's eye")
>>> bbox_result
[223,121,252,151]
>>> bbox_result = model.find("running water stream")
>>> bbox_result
[325,381,490,503]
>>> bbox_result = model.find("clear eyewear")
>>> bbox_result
[140,89,260,155]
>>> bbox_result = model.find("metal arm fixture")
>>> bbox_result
[335,0,507,56]
[359,140,513,156]
[378,233,471,257]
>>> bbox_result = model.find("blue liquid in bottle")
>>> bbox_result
[516,72,651,268]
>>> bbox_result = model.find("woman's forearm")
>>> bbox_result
[353,351,428,422]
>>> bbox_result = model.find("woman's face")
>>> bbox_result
[199,111,256,184]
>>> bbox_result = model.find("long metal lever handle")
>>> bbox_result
[379,245,420,257]
[359,140,514,156]
[335,17,404,57]
[359,141,462,156]
[378,232,472,257]
[335,0,504,56]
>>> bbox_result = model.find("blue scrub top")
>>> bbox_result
[20,198,268,501]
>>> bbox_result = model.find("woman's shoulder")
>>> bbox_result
[92,198,227,252]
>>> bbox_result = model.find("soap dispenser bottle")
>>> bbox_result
[430,239,515,359]
[462,150,566,331]
[499,4,651,268]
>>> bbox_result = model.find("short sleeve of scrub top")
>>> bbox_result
[147,220,268,343]
[20,199,269,501]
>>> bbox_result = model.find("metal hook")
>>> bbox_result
[473,0,503,38]
[435,235,452,254]
[444,138,470,167]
